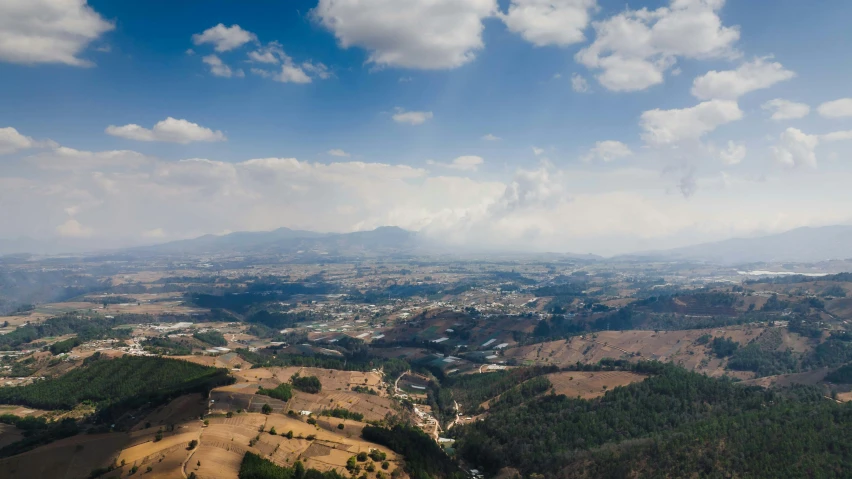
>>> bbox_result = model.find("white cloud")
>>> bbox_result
[328,149,351,157]
[202,54,242,78]
[718,140,746,165]
[106,118,226,144]
[762,99,810,121]
[818,98,852,119]
[482,133,501,141]
[27,146,152,170]
[576,0,740,92]
[192,24,257,52]
[532,146,544,155]
[0,127,36,155]
[822,130,852,142]
[428,155,485,171]
[392,108,433,125]
[56,219,93,238]
[245,43,324,83]
[640,99,743,145]
[691,57,795,100]
[313,0,497,69]
[582,140,632,162]
[571,73,590,92]
[772,127,819,168]
[501,0,596,47]
[276,63,312,83]
[0,0,114,66]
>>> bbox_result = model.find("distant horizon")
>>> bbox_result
[2,1,852,257]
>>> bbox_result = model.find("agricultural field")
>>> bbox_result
[544,370,647,399]
[502,326,769,377]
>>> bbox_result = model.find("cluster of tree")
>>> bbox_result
[48,336,82,355]
[290,374,322,394]
[825,363,852,384]
[803,338,852,369]
[453,362,788,477]
[83,295,136,305]
[0,314,130,350]
[362,425,465,479]
[709,336,739,357]
[190,282,335,314]
[548,392,852,478]
[486,376,552,409]
[193,330,227,347]
[635,292,737,315]
[321,408,364,421]
[0,415,79,458]
[0,356,233,423]
[143,336,192,356]
[236,349,409,379]
[443,366,558,413]
[761,294,791,312]
[257,383,293,401]
[247,310,320,330]
[788,317,824,338]
[238,452,345,479]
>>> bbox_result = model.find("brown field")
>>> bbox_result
[741,368,831,388]
[545,371,647,399]
[215,367,396,422]
[36,299,206,316]
[0,401,403,479]
[503,326,769,377]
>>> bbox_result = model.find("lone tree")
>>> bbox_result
[187,439,198,450]
[262,403,272,415]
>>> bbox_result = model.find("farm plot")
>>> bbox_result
[546,371,646,399]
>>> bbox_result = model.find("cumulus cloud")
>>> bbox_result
[482,133,501,141]
[106,118,226,144]
[328,149,350,157]
[0,127,38,155]
[313,0,496,69]
[246,42,327,83]
[818,98,852,119]
[501,0,597,47]
[202,54,243,78]
[192,24,257,52]
[718,140,746,165]
[0,0,114,66]
[276,63,312,83]
[640,100,743,145]
[691,57,795,100]
[27,146,152,170]
[576,0,740,91]
[392,108,433,125]
[532,147,545,155]
[772,127,819,168]
[762,99,810,121]
[821,130,852,142]
[583,141,632,162]
[571,73,590,92]
[427,155,485,171]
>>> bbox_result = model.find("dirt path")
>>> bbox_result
[181,423,204,478]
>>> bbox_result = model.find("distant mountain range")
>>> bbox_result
[128,225,420,257]
[4,224,852,264]
[620,225,852,264]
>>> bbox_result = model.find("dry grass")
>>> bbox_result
[546,371,646,399]
[503,326,768,377]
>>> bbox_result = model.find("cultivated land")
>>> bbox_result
[544,371,647,399]
[502,326,769,377]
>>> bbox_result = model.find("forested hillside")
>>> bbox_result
[453,362,852,478]
[0,356,232,421]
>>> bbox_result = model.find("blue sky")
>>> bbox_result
[1,0,852,254]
